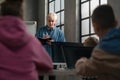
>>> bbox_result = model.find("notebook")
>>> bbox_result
[37,37,52,45]
[62,46,94,69]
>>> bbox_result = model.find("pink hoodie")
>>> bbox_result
[0,16,53,80]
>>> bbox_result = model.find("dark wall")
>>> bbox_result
[24,0,39,21]
[108,0,120,26]
[24,0,47,29]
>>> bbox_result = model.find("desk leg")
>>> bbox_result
[44,75,49,80]
[39,76,44,80]
[49,76,56,80]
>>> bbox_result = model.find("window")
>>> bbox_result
[48,0,64,30]
[80,0,107,43]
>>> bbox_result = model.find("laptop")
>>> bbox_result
[51,42,83,69]
[62,45,94,69]
[51,42,83,62]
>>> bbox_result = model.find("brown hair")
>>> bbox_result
[92,5,116,29]
[83,37,99,47]
[0,0,24,19]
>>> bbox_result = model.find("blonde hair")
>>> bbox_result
[83,37,99,47]
[47,12,57,20]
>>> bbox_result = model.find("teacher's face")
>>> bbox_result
[47,18,56,28]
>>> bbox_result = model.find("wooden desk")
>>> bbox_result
[39,69,97,80]
[39,69,86,80]
[39,69,76,76]
[39,62,97,80]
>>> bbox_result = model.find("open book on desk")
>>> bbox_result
[37,37,52,45]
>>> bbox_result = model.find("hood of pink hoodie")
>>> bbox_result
[0,16,30,49]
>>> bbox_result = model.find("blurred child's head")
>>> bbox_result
[83,37,99,47]
[0,0,24,19]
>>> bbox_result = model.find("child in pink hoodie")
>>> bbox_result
[0,0,53,80]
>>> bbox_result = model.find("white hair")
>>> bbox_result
[47,12,57,20]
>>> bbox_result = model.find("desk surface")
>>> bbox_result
[39,69,78,76]
[39,69,97,80]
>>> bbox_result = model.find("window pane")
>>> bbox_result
[61,0,64,10]
[81,2,89,18]
[49,0,52,2]
[55,0,60,12]
[90,0,99,15]
[91,21,95,33]
[61,11,64,24]
[61,26,64,32]
[56,13,60,25]
[49,2,54,12]
[101,0,107,4]
[82,19,89,35]
[81,0,87,3]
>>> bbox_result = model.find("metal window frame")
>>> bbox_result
[80,0,107,42]
[48,0,64,30]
